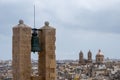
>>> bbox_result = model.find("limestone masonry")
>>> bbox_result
[12,20,56,80]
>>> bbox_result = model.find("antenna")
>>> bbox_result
[34,5,35,28]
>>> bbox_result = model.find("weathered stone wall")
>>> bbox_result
[31,76,42,80]
[38,22,56,80]
[12,20,31,80]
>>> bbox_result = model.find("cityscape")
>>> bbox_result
[0,0,120,80]
[0,50,120,80]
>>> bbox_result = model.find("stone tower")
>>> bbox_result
[12,20,56,80]
[88,50,92,63]
[38,22,56,80]
[79,51,84,64]
[12,20,31,80]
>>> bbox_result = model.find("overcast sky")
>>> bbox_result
[0,0,120,60]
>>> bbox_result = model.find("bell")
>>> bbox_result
[31,28,41,52]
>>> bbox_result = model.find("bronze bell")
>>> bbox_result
[31,28,41,52]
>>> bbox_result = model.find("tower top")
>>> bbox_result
[40,21,55,30]
[88,50,92,53]
[79,51,83,55]
[44,21,49,26]
[19,19,24,24]
[98,49,101,52]
[13,20,31,29]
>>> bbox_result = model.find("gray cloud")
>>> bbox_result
[50,0,120,33]
[0,0,120,60]
[1,0,120,34]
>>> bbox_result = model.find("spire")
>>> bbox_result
[80,51,83,55]
[88,50,91,54]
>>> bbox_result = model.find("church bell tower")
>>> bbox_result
[12,20,56,80]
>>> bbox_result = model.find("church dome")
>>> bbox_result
[96,49,104,57]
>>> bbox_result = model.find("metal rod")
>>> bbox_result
[34,5,35,28]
